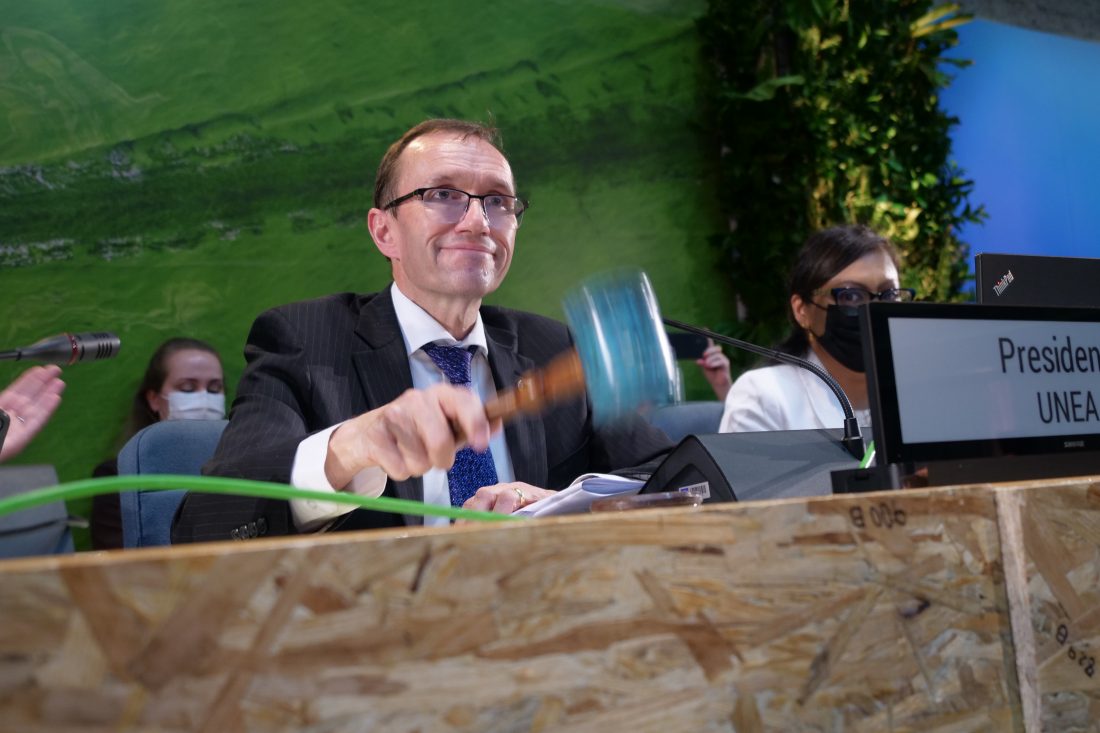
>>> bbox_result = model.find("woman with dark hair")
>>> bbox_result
[90,337,225,549]
[719,224,914,433]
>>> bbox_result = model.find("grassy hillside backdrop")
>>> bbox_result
[0,0,731,532]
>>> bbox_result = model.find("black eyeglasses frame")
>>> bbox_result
[383,187,529,227]
[819,286,917,305]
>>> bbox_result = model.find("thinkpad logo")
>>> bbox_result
[993,269,1015,296]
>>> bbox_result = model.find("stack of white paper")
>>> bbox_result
[514,473,644,518]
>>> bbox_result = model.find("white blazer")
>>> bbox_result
[719,350,872,433]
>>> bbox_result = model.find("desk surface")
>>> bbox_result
[2,477,1098,732]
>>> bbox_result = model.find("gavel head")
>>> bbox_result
[563,269,680,424]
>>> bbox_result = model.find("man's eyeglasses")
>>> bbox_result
[384,187,529,229]
[818,286,917,306]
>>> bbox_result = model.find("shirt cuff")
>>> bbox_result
[289,423,387,532]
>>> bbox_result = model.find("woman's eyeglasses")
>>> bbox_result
[819,287,917,306]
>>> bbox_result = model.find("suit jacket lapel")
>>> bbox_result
[485,319,547,488]
[350,286,423,524]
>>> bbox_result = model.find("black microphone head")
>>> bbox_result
[71,332,121,363]
[13,332,122,365]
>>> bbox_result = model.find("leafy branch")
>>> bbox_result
[700,0,986,360]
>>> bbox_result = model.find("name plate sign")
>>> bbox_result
[863,302,1100,467]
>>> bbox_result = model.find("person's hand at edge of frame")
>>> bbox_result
[697,339,732,402]
[0,365,65,463]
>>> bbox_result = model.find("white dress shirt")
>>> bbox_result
[719,350,872,433]
[288,284,515,530]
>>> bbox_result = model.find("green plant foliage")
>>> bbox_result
[700,0,986,358]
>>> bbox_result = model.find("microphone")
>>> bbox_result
[662,318,865,459]
[0,332,121,365]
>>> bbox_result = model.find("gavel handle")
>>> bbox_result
[484,348,585,424]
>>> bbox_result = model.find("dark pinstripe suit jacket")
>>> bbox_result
[171,286,672,543]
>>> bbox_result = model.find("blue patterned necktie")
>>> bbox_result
[421,342,499,507]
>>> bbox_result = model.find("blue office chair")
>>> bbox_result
[647,401,724,443]
[117,419,227,547]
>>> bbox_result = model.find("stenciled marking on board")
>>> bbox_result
[849,500,907,530]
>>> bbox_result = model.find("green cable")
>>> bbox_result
[0,474,519,524]
[859,440,876,469]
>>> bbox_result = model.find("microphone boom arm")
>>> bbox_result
[662,318,865,459]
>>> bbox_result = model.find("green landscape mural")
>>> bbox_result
[0,0,732,531]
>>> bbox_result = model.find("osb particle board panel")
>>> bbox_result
[996,479,1100,733]
[0,486,1023,732]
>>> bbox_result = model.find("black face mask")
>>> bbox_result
[815,305,864,373]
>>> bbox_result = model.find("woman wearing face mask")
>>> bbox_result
[90,337,226,549]
[719,224,914,433]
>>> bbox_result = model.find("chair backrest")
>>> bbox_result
[0,464,72,559]
[647,401,724,443]
[117,419,228,548]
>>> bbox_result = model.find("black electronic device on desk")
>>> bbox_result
[646,316,869,502]
[861,301,1100,488]
[641,428,860,503]
[976,252,1100,308]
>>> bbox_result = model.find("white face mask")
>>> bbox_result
[164,391,225,421]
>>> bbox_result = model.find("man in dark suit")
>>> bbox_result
[172,119,671,543]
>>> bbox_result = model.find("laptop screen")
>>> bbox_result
[975,252,1100,307]
[862,301,1100,468]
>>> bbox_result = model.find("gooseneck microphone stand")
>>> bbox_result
[662,318,865,460]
